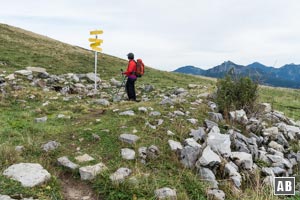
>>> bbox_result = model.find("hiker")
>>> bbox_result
[123,52,137,101]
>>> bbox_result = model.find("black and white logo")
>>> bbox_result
[274,177,295,195]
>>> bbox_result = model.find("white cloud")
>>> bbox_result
[1,0,300,70]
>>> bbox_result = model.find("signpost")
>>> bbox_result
[89,29,103,90]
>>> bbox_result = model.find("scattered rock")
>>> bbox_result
[207,189,225,200]
[35,116,47,123]
[86,73,101,83]
[147,145,160,159]
[187,118,198,124]
[121,148,136,160]
[119,110,135,116]
[168,140,183,151]
[75,154,95,163]
[41,140,60,152]
[119,134,140,144]
[208,112,223,123]
[144,84,155,92]
[189,127,206,142]
[15,70,32,76]
[79,163,107,180]
[154,187,177,200]
[229,109,248,124]
[93,99,110,106]
[15,145,24,153]
[57,156,79,170]
[149,111,161,116]
[110,167,132,183]
[26,67,46,73]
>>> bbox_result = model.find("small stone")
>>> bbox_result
[92,133,100,140]
[121,148,136,160]
[154,187,177,200]
[168,140,183,151]
[75,154,95,163]
[93,99,110,106]
[57,156,79,170]
[119,134,140,144]
[15,146,24,153]
[167,130,175,136]
[41,141,60,152]
[35,116,47,123]
[147,145,160,159]
[149,111,161,116]
[119,110,135,116]
[110,167,132,183]
[79,163,107,180]
[138,107,148,112]
[187,118,198,124]
[207,189,225,200]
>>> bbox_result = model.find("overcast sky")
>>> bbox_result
[1,0,300,71]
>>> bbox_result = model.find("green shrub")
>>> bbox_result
[216,74,258,117]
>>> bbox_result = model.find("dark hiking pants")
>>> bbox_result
[125,78,136,100]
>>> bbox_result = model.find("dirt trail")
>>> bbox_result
[60,173,102,200]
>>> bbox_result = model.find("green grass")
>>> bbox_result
[1,23,300,199]
[259,86,300,121]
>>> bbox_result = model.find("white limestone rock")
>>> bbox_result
[79,163,107,180]
[3,163,51,187]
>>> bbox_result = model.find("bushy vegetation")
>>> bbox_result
[216,73,258,116]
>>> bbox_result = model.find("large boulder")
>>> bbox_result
[231,152,253,170]
[3,163,51,187]
[207,126,231,157]
[197,167,218,188]
[86,72,101,83]
[180,138,201,168]
[196,146,221,168]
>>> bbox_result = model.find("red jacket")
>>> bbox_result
[124,60,137,79]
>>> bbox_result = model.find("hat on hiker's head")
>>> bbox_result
[127,53,134,60]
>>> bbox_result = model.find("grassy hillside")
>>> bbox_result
[0,24,300,200]
[0,23,215,90]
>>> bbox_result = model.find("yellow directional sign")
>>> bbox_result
[90,30,103,35]
[89,30,103,52]
[91,46,102,52]
[89,38,103,43]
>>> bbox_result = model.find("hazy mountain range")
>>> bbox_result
[173,61,300,89]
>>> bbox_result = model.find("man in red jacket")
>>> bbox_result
[123,52,137,101]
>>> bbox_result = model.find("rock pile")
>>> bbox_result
[175,102,300,198]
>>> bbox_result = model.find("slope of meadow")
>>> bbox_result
[0,24,299,200]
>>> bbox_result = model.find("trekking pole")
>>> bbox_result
[112,69,127,99]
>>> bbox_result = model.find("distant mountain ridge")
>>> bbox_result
[174,61,300,89]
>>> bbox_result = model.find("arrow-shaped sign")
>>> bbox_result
[90,30,103,35]
[88,38,103,43]
[91,46,102,52]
